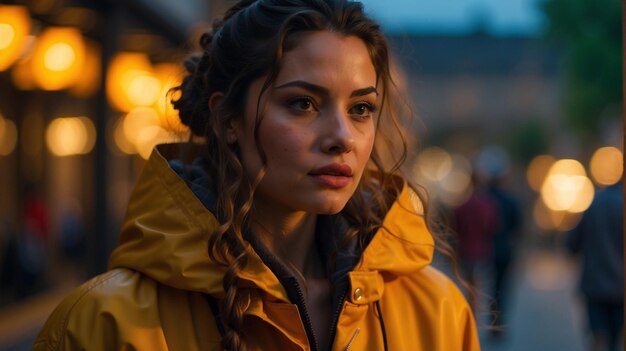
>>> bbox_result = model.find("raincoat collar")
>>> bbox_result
[108,144,434,302]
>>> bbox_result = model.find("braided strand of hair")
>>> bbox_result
[221,247,249,351]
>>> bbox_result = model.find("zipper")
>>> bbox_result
[288,277,319,351]
[343,328,360,351]
[326,288,348,350]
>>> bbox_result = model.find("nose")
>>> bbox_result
[320,109,355,155]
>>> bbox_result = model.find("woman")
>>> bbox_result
[34,0,480,350]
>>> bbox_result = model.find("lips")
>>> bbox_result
[308,163,353,188]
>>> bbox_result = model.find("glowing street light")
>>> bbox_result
[31,27,86,90]
[540,159,594,213]
[589,146,623,186]
[46,117,96,156]
[0,5,31,71]
[106,52,161,112]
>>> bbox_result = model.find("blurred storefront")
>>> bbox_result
[0,0,223,306]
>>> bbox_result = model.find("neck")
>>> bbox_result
[251,208,319,276]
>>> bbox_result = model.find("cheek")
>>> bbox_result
[367,130,376,152]
[359,127,376,163]
[259,123,310,166]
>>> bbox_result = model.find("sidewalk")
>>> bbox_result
[0,280,78,351]
[479,248,587,351]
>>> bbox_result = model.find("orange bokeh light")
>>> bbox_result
[31,27,86,90]
[590,146,623,186]
[106,52,161,112]
[0,5,31,71]
[526,154,556,192]
[540,159,595,213]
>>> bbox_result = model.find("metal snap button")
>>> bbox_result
[354,287,363,301]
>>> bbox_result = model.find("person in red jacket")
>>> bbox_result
[452,174,498,310]
[35,1,481,350]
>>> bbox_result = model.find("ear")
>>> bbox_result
[208,92,238,144]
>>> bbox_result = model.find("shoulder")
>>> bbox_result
[382,266,481,350]
[406,266,470,306]
[385,265,474,322]
[33,268,164,351]
[43,268,153,318]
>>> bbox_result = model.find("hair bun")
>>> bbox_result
[171,53,210,136]
[200,32,213,51]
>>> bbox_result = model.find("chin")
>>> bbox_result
[305,196,350,215]
[316,206,345,215]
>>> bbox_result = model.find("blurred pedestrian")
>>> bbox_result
[486,175,521,332]
[18,182,50,297]
[452,173,498,310]
[34,1,480,350]
[475,146,522,332]
[566,182,624,351]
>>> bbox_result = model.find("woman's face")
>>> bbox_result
[233,31,378,216]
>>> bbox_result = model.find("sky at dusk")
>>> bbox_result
[359,0,545,36]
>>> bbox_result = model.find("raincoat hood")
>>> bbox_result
[108,144,434,301]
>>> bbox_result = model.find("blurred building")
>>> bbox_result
[390,34,563,156]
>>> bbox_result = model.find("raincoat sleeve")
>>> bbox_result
[436,267,482,351]
[32,270,169,351]
[460,301,481,351]
[442,271,481,351]
[32,273,120,351]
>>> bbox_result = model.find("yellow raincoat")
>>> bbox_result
[34,145,480,351]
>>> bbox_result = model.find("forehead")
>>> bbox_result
[275,31,377,89]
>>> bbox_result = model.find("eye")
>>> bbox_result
[287,97,317,112]
[349,102,377,119]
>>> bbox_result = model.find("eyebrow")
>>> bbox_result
[274,80,379,97]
